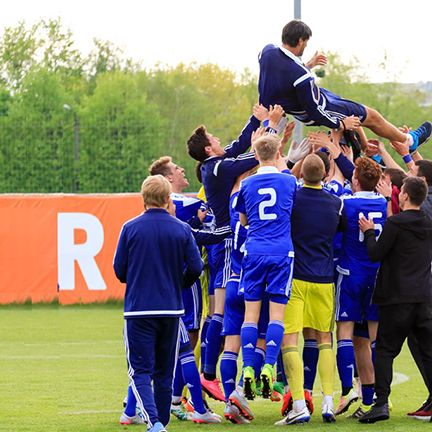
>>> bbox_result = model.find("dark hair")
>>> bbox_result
[314,150,330,176]
[281,20,312,47]
[402,176,428,206]
[187,126,210,162]
[355,157,382,191]
[415,160,432,186]
[383,168,407,190]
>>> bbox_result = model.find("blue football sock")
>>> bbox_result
[241,322,258,368]
[220,351,238,402]
[180,351,207,414]
[204,314,223,377]
[253,347,265,379]
[371,340,376,365]
[303,339,318,391]
[124,385,137,417]
[362,384,375,406]
[337,339,355,392]
[172,357,185,398]
[265,320,284,366]
[200,316,211,373]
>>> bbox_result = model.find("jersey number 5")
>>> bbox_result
[258,187,277,220]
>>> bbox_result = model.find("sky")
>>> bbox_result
[1,0,431,83]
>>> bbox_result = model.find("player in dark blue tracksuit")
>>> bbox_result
[114,175,203,432]
[258,20,431,151]
[187,105,266,397]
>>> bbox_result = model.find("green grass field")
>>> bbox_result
[0,304,430,432]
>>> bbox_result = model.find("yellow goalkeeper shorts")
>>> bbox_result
[284,278,335,334]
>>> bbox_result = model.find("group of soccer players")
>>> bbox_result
[119,18,432,428]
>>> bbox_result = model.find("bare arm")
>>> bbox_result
[239,212,248,227]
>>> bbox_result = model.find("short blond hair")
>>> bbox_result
[253,135,281,161]
[302,154,325,184]
[148,156,173,177]
[140,175,171,208]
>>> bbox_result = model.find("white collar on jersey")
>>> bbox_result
[257,166,279,174]
[353,191,383,199]
[279,46,304,66]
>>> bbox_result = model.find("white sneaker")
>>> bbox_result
[170,403,191,421]
[229,389,254,420]
[119,412,145,425]
[224,403,250,424]
[192,410,222,424]
[322,403,336,423]
[275,406,311,426]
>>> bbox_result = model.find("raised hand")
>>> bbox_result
[253,103,269,122]
[251,127,266,149]
[376,178,392,198]
[342,115,361,131]
[306,51,327,69]
[268,104,285,127]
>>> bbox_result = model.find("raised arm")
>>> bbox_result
[223,104,267,158]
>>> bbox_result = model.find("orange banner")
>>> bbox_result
[0,194,144,304]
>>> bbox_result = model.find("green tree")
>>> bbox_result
[78,71,167,192]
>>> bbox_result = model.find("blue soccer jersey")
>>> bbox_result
[258,44,367,129]
[337,191,387,273]
[235,166,297,256]
[229,192,247,275]
[171,193,202,223]
[201,116,260,229]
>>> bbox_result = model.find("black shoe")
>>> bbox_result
[358,403,390,423]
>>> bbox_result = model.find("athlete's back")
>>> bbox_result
[236,166,297,256]
[338,192,387,273]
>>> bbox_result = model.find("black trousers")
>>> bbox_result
[375,303,432,406]
[408,332,431,393]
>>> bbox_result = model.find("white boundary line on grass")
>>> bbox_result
[392,372,410,386]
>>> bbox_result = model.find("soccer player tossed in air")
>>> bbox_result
[258,20,431,152]
[235,134,297,401]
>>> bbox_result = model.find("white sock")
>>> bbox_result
[323,395,333,407]
[407,133,414,146]
[171,396,182,405]
[293,399,306,412]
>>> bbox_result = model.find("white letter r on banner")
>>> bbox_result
[57,213,106,290]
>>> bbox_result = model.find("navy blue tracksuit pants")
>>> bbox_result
[124,317,180,427]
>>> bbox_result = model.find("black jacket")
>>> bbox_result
[364,209,432,305]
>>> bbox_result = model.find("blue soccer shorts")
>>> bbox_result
[182,280,202,332]
[207,237,232,293]
[223,276,269,337]
[241,253,294,304]
[335,267,379,322]
[320,88,367,123]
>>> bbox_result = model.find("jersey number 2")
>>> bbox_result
[258,188,277,220]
